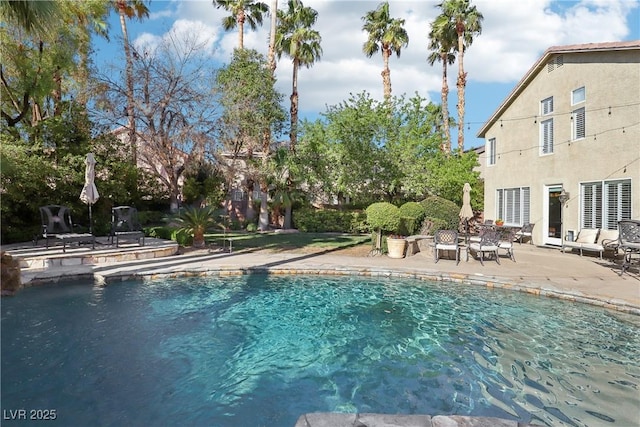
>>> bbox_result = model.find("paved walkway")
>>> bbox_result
[6,237,640,313]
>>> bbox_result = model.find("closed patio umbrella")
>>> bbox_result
[459,182,474,244]
[80,153,99,234]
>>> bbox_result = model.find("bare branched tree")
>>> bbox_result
[92,30,219,211]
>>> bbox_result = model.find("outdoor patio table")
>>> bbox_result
[56,233,95,253]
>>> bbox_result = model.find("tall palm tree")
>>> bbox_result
[428,12,457,154]
[267,0,278,73]
[114,0,150,165]
[438,0,483,153]
[361,2,408,102]
[213,0,269,49]
[276,0,322,153]
[0,0,61,36]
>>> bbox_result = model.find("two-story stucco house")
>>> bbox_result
[476,41,640,246]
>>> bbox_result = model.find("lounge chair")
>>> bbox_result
[39,205,95,252]
[110,206,145,247]
[468,229,500,265]
[433,230,461,265]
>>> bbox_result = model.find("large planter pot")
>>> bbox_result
[386,237,407,259]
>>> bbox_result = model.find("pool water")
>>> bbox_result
[2,275,639,426]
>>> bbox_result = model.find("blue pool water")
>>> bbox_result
[2,275,639,427]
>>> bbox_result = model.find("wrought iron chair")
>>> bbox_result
[514,222,535,245]
[617,220,640,276]
[434,229,461,265]
[498,227,517,262]
[111,206,145,248]
[468,228,500,266]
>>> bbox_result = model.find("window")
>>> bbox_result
[572,87,585,105]
[581,179,632,230]
[572,107,585,140]
[541,118,554,154]
[496,187,530,226]
[540,96,554,155]
[541,97,553,115]
[487,138,496,166]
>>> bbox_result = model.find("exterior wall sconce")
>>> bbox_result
[559,188,570,206]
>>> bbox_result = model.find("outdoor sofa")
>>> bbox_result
[561,228,619,259]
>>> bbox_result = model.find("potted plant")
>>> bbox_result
[174,206,219,248]
[366,202,406,258]
[495,218,504,226]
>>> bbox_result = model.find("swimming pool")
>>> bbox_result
[2,275,639,426]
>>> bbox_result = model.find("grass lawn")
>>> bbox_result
[202,231,372,254]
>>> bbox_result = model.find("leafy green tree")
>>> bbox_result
[0,104,141,243]
[437,0,483,153]
[361,1,408,101]
[275,0,322,152]
[213,0,269,49]
[213,48,287,229]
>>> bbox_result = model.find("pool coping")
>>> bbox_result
[35,262,639,316]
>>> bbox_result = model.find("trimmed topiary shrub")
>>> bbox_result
[420,196,460,230]
[366,202,400,234]
[398,201,426,236]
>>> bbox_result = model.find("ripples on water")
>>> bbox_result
[2,275,639,426]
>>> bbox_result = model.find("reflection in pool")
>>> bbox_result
[2,275,639,426]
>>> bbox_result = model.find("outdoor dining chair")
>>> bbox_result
[617,219,640,276]
[434,229,461,265]
[468,228,500,266]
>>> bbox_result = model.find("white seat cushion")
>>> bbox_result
[597,229,619,244]
[575,229,598,243]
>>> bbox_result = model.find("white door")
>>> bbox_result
[544,185,563,246]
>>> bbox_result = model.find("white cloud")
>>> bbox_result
[132,0,639,119]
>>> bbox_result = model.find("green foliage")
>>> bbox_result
[137,211,166,226]
[366,202,400,234]
[171,228,193,246]
[173,206,220,237]
[246,223,258,232]
[146,226,173,240]
[398,201,426,236]
[181,161,227,207]
[293,207,367,233]
[420,195,460,230]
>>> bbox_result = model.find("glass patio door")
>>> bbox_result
[545,185,563,246]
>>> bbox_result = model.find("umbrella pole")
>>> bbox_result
[89,204,93,235]
[466,219,469,245]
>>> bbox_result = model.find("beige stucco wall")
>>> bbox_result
[479,49,640,245]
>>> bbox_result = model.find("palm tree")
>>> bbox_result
[114,0,150,165]
[437,0,483,153]
[361,2,408,102]
[0,1,61,36]
[267,0,278,73]
[276,0,322,153]
[427,12,457,154]
[213,0,269,49]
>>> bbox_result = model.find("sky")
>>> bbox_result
[92,0,640,149]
